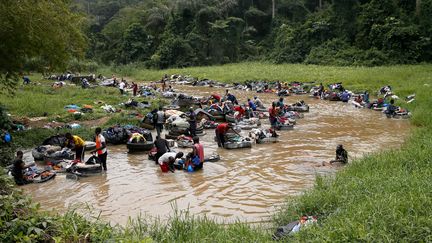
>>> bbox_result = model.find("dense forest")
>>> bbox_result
[70,0,432,68]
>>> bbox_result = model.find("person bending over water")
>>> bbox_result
[65,133,86,161]
[158,152,184,173]
[215,123,235,147]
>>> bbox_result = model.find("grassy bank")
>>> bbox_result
[0,81,164,150]
[1,63,432,241]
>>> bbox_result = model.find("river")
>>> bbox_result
[23,85,410,225]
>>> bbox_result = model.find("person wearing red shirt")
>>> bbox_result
[132,82,138,96]
[215,123,232,147]
[211,94,221,103]
[233,105,245,119]
[269,102,278,128]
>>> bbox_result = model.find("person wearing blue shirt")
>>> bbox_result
[247,98,257,111]
[227,93,238,105]
[340,91,351,102]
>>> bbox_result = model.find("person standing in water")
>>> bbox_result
[188,107,197,137]
[155,107,165,138]
[269,102,278,129]
[93,127,108,171]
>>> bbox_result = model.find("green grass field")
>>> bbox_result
[1,63,432,241]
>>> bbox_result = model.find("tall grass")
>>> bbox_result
[104,62,432,85]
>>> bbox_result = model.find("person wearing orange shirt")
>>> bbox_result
[93,127,108,171]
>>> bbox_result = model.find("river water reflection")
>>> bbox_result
[24,85,410,225]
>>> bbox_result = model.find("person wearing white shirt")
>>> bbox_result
[119,80,125,95]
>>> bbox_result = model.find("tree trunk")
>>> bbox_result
[319,0,322,9]
[416,0,421,16]
[272,0,275,19]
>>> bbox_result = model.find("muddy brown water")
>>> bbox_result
[23,85,410,225]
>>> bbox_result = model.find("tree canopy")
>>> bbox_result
[72,0,432,68]
[2,0,432,77]
[0,0,86,91]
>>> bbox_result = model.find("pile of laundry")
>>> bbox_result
[103,125,152,144]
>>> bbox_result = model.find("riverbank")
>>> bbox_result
[1,63,431,241]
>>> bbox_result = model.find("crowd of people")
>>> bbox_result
[9,75,362,185]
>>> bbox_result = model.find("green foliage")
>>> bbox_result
[305,39,389,66]
[70,0,432,67]
[0,0,86,91]
[0,105,14,167]
[155,36,196,68]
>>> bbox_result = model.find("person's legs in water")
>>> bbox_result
[99,152,107,171]
[75,146,84,161]
[156,124,162,138]
[190,124,196,137]
[215,131,222,147]
[219,132,226,147]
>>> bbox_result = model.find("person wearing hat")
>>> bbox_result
[331,144,348,164]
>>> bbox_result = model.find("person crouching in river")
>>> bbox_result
[11,151,32,185]
[192,136,204,170]
[65,133,85,162]
[330,144,348,164]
